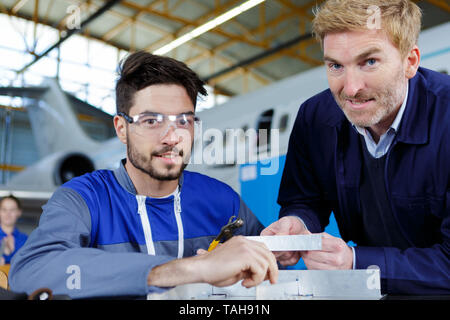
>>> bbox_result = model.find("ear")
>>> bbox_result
[114,115,128,145]
[404,45,420,79]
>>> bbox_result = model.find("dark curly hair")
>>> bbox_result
[115,51,207,114]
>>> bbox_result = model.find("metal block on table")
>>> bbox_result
[147,269,382,300]
[297,269,381,299]
[245,234,322,251]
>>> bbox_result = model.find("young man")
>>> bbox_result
[263,0,449,294]
[0,195,27,265]
[9,52,277,298]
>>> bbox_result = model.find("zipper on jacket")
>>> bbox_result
[174,191,184,259]
[136,195,156,255]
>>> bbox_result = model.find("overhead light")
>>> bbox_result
[153,0,266,55]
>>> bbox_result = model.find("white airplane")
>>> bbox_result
[0,22,449,230]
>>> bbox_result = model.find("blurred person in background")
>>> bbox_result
[0,195,27,265]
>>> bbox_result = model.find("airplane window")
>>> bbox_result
[279,114,289,133]
[257,109,274,150]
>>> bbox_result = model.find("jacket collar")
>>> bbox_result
[394,68,429,145]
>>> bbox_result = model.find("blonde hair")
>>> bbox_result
[312,0,422,57]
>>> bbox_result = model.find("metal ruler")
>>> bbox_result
[245,234,322,251]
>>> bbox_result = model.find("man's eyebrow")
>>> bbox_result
[323,47,383,64]
[138,111,160,116]
[355,47,382,61]
[323,55,340,64]
[139,111,195,116]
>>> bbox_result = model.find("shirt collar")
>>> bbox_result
[353,82,409,135]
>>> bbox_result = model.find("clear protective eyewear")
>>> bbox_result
[118,111,200,138]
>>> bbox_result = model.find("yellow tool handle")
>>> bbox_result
[207,240,220,252]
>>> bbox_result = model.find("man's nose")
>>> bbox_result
[342,68,365,97]
[160,122,182,144]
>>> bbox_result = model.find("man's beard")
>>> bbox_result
[333,66,407,128]
[127,135,189,181]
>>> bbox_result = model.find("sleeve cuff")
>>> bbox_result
[285,213,322,233]
[353,246,386,277]
[145,256,176,294]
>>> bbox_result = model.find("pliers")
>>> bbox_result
[207,215,244,251]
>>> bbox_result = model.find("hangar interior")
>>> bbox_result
[0,0,449,234]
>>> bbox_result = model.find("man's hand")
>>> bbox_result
[197,236,278,288]
[302,233,353,270]
[148,236,278,288]
[261,216,310,266]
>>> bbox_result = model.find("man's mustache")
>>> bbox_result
[152,146,184,157]
[340,91,375,101]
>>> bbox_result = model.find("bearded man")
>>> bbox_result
[9,52,277,299]
[262,0,450,295]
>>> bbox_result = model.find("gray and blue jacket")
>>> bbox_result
[9,160,264,298]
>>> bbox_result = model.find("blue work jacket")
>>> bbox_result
[10,161,263,298]
[278,67,450,295]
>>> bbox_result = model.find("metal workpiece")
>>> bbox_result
[245,234,322,251]
[256,269,382,300]
[147,269,382,300]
